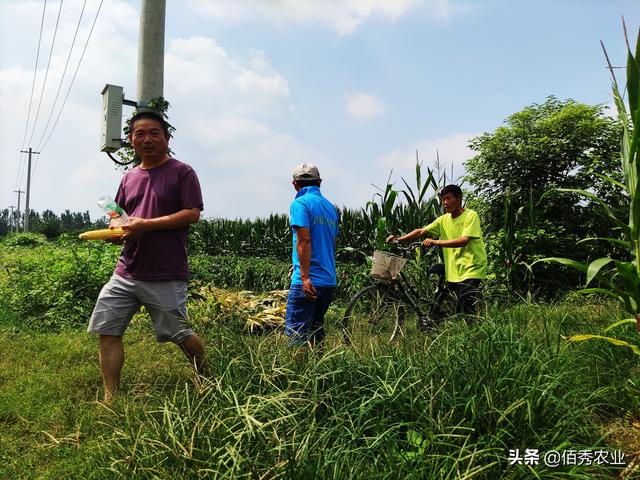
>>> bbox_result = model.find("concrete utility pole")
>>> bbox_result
[13,189,24,232]
[20,147,40,232]
[136,0,166,108]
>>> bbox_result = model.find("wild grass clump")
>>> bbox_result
[79,303,638,479]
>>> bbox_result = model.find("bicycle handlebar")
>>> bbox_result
[384,241,438,258]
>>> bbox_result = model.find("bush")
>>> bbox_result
[2,233,48,247]
[0,240,119,331]
[0,241,405,332]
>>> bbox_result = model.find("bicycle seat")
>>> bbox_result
[429,263,445,277]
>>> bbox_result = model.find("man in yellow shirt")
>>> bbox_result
[386,185,486,325]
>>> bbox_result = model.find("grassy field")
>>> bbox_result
[1,300,639,479]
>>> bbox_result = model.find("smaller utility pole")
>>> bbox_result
[13,189,24,232]
[20,147,40,232]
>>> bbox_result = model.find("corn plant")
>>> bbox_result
[399,151,442,229]
[365,170,398,251]
[365,155,445,252]
[533,22,640,354]
[189,156,448,263]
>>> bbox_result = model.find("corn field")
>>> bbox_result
[190,159,454,263]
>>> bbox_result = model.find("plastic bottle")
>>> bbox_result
[97,196,130,227]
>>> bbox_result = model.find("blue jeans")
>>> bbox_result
[285,284,335,346]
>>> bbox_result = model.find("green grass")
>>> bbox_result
[1,301,639,479]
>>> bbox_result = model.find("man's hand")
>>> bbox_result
[288,266,294,280]
[102,221,126,244]
[422,238,440,248]
[385,234,399,244]
[302,276,318,301]
[121,217,149,240]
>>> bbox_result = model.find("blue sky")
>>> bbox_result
[0,0,638,221]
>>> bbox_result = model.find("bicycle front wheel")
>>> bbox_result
[341,284,405,350]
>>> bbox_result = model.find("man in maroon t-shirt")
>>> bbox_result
[88,111,206,403]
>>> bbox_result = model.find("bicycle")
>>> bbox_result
[341,244,452,349]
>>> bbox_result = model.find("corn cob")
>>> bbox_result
[79,227,125,240]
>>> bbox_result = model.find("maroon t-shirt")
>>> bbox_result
[114,158,203,281]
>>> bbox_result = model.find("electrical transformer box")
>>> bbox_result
[100,84,124,152]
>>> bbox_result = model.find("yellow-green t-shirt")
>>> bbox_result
[424,209,487,283]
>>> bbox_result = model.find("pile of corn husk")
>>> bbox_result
[192,285,288,333]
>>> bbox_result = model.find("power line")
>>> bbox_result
[10,151,26,207]
[13,1,46,208]
[34,0,87,153]
[27,0,64,148]
[40,0,104,152]
[19,0,47,152]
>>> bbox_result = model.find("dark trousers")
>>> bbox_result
[285,284,335,346]
[429,278,482,320]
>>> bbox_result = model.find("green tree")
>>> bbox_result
[0,208,10,236]
[39,210,62,238]
[465,96,623,297]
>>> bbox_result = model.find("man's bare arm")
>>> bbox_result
[386,227,429,243]
[423,236,470,248]
[295,227,317,300]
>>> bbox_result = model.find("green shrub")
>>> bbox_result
[2,232,48,247]
[0,241,119,331]
[0,240,427,332]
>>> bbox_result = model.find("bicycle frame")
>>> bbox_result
[341,246,448,347]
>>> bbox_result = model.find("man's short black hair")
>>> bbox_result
[294,179,321,188]
[439,184,462,199]
[129,110,170,138]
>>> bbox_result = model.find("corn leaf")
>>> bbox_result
[576,288,622,300]
[592,171,626,191]
[420,169,437,203]
[626,24,640,126]
[383,188,397,219]
[576,236,631,248]
[586,257,615,286]
[565,334,640,355]
[603,318,636,332]
[530,257,588,273]
[401,178,417,206]
[614,260,640,312]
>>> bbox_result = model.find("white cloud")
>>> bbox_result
[0,0,468,221]
[345,93,385,121]
[195,133,336,218]
[187,0,460,35]
[0,0,308,220]
[194,115,271,148]
[380,132,478,185]
[165,37,290,117]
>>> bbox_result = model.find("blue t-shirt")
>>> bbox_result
[290,186,339,286]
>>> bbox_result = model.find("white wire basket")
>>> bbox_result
[370,250,407,280]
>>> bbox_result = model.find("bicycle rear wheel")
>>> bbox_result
[341,284,405,350]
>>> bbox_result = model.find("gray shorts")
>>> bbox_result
[88,274,194,343]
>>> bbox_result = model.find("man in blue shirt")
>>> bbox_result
[286,163,339,347]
